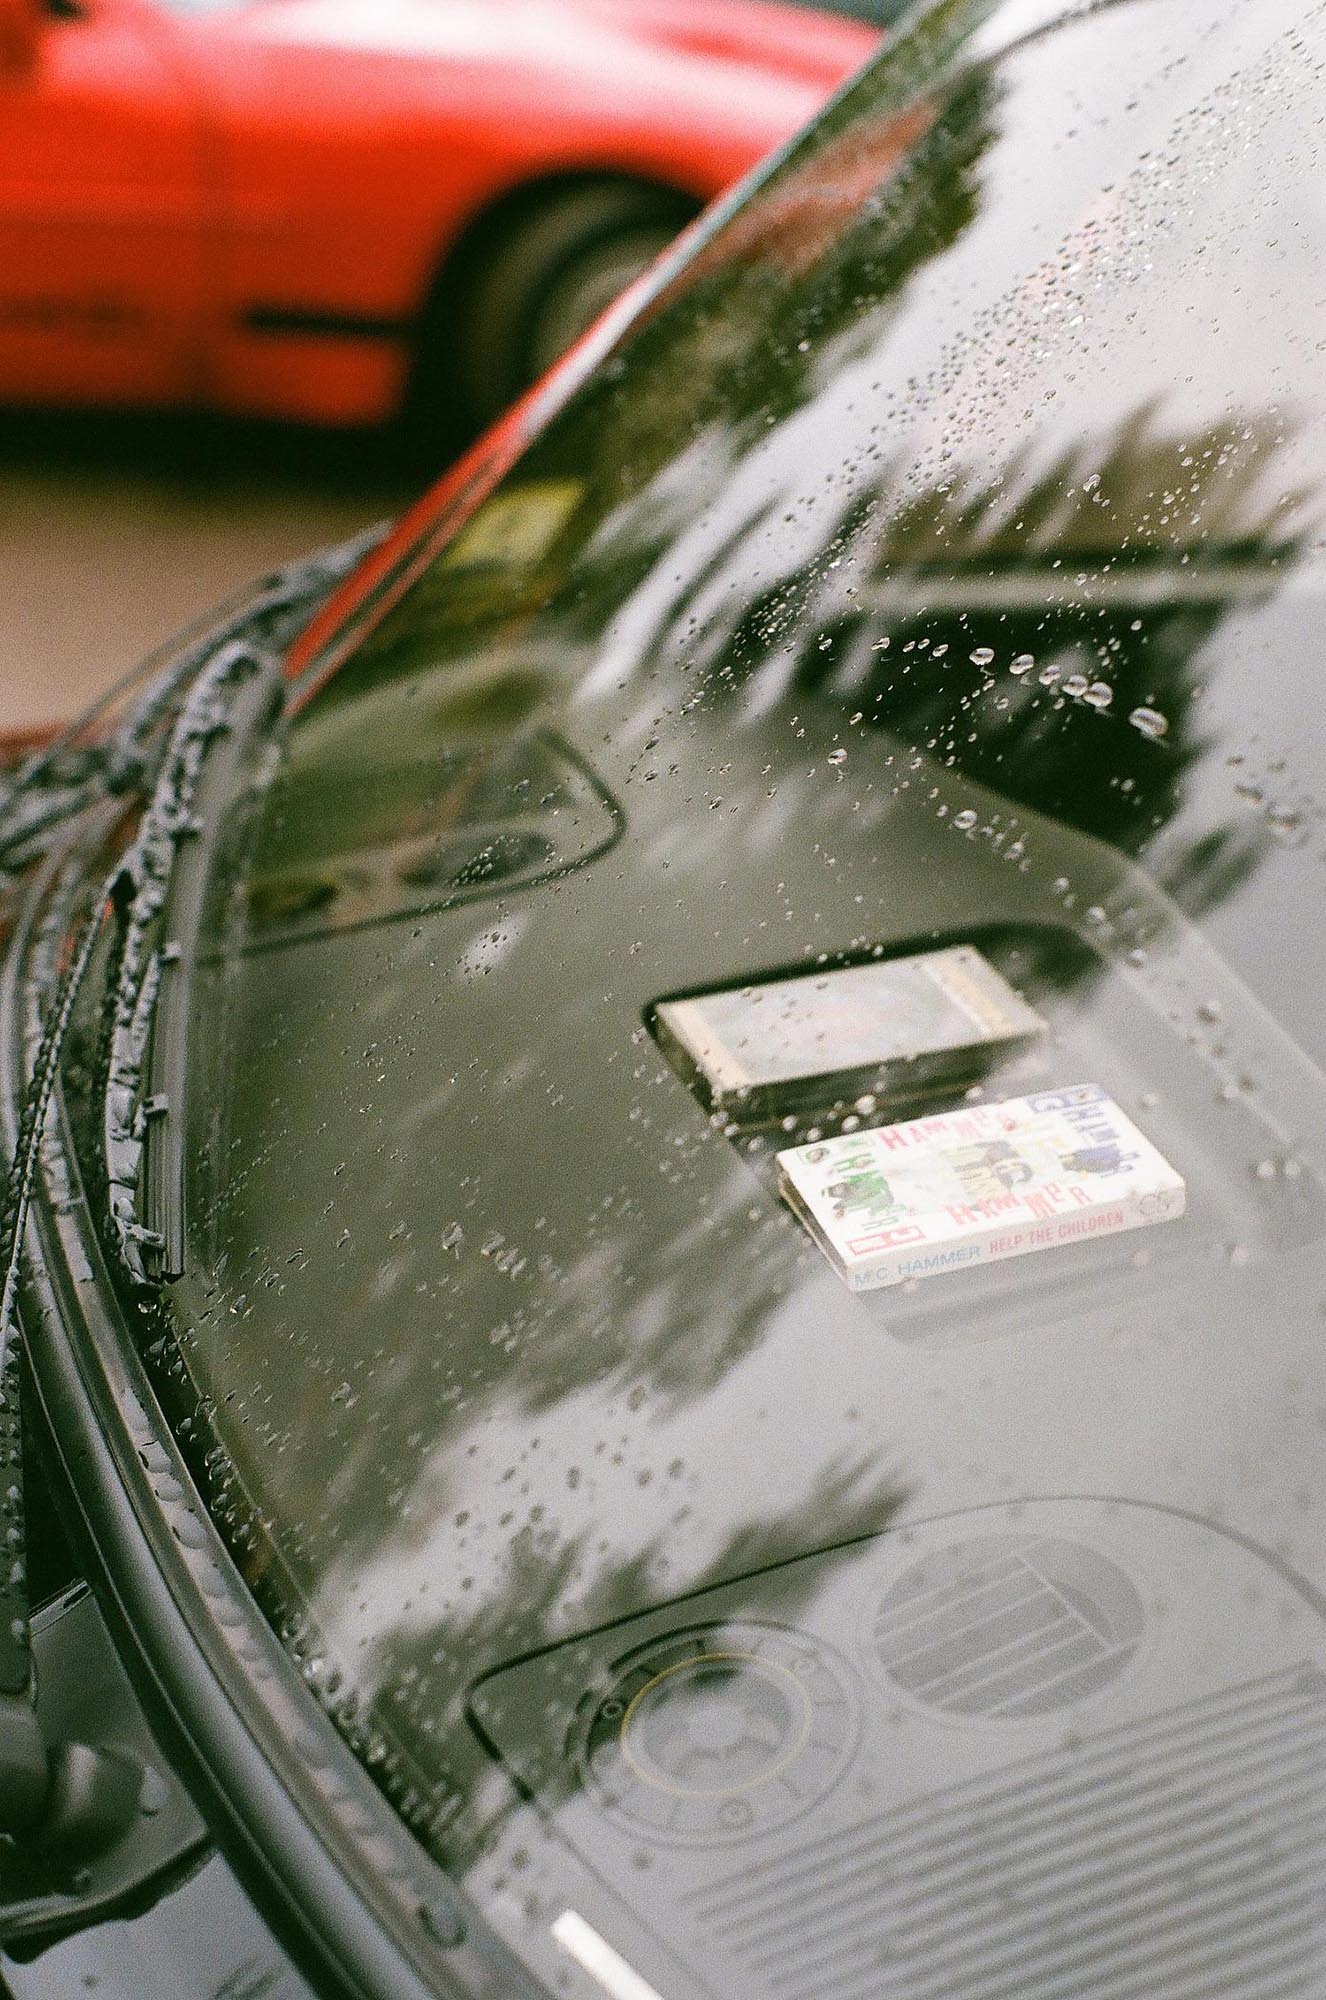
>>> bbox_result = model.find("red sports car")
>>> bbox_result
[0,0,876,438]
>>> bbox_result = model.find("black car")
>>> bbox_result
[5,1,1326,1995]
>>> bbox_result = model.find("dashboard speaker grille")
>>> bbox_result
[688,1664,1326,2000]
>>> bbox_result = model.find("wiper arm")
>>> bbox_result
[0,639,280,1845]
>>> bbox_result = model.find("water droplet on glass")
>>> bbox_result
[953,809,978,831]
[1084,680,1113,708]
[828,748,847,767]
[1009,654,1035,676]
[1128,705,1168,739]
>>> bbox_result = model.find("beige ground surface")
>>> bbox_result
[0,410,413,734]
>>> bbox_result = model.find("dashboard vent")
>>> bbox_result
[873,1534,1146,1719]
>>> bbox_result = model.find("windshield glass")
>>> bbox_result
[117,1,1326,1992]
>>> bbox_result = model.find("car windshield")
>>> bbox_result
[100,0,1326,1992]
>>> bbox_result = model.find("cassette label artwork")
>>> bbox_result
[777,1085,1186,1291]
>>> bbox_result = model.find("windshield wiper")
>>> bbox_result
[104,643,281,1284]
[0,639,280,1846]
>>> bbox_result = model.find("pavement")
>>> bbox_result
[0,410,414,735]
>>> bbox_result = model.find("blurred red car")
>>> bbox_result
[0,0,876,437]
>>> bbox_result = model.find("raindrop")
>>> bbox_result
[1009,654,1035,675]
[1063,673,1090,699]
[970,646,995,666]
[1128,705,1168,739]
[1084,681,1113,708]
[953,809,978,831]
[854,1094,878,1116]
[828,748,848,767]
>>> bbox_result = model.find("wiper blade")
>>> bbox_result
[0,522,390,1810]
[104,643,280,1283]
[0,639,279,1841]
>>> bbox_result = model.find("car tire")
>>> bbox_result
[415,179,699,453]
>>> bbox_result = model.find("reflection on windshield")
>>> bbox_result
[108,2,1326,1993]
